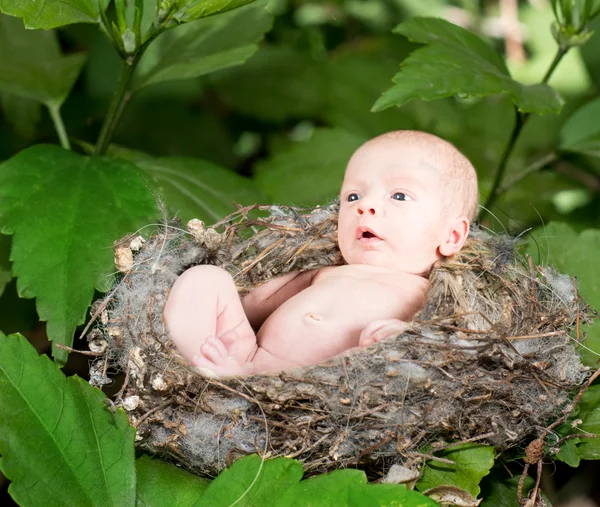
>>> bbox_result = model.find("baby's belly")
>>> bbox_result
[256,284,400,366]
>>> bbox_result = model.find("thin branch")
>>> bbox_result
[47,104,71,151]
[497,152,558,196]
[480,45,569,221]
[94,31,161,156]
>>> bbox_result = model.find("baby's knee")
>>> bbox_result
[176,264,233,288]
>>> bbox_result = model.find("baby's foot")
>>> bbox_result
[192,332,246,378]
[359,319,409,348]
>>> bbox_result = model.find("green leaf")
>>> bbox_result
[0,0,106,29]
[373,17,563,115]
[136,156,269,223]
[255,128,366,206]
[558,96,600,157]
[526,222,600,366]
[200,455,304,506]
[210,45,326,122]
[0,234,11,297]
[556,385,600,466]
[0,145,156,365]
[480,469,534,507]
[136,455,209,506]
[0,92,41,139]
[199,455,436,506]
[136,2,273,89]
[278,470,437,506]
[416,444,495,498]
[0,333,136,506]
[181,0,256,22]
[0,14,87,107]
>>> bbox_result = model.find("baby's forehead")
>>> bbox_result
[344,140,450,178]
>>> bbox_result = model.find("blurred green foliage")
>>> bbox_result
[1,0,600,504]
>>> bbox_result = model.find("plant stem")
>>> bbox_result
[481,109,526,216]
[541,46,567,84]
[480,45,568,222]
[93,31,160,156]
[496,152,558,196]
[48,104,71,151]
[94,57,138,156]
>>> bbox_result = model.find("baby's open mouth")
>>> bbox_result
[357,226,382,241]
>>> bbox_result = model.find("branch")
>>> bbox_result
[480,45,569,221]
[47,104,71,151]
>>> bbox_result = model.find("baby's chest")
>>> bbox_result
[299,276,415,318]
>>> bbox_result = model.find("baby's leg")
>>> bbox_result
[163,265,257,365]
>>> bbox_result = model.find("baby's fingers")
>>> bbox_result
[372,321,409,343]
[359,321,384,347]
[359,320,409,347]
[199,337,228,363]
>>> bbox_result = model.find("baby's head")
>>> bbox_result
[337,130,478,276]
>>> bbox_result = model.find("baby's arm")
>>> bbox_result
[242,268,321,328]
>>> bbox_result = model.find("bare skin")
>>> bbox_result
[163,130,478,377]
[164,264,427,376]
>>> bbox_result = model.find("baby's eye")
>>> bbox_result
[347,193,360,202]
[392,192,411,201]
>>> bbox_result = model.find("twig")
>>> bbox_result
[506,331,566,341]
[114,365,131,402]
[54,343,104,356]
[497,152,558,197]
[404,452,456,465]
[133,401,170,428]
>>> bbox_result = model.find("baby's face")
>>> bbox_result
[337,139,455,275]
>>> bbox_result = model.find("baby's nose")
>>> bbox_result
[357,203,378,215]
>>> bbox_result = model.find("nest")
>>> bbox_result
[88,203,593,479]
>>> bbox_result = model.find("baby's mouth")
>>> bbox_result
[357,226,382,241]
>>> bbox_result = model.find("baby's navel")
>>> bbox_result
[305,312,322,321]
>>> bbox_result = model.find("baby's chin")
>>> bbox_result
[343,250,431,275]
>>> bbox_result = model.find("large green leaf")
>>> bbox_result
[526,222,600,366]
[199,455,436,506]
[136,455,209,506]
[255,128,366,206]
[416,444,495,498]
[558,96,600,157]
[0,233,11,297]
[0,333,136,506]
[0,145,156,365]
[373,17,563,115]
[0,0,106,29]
[136,156,269,223]
[135,2,272,89]
[0,14,86,107]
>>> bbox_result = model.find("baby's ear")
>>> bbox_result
[439,216,470,257]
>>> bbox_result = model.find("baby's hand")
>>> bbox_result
[192,331,246,378]
[359,319,410,348]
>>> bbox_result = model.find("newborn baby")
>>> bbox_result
[164,130,479,377]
